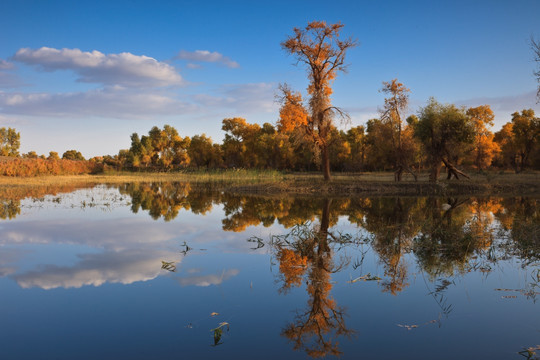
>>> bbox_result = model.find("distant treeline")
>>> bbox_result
[101,104,540,176]
[0,102,538,178]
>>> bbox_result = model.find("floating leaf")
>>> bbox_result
[211,322,230,346]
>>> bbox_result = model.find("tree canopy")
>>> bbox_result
[282,21,357,181]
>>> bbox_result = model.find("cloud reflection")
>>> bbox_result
[13,249,180,289]
[177,269,240,287]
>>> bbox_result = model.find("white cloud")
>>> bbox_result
[176,50,240,68]
[12,47,183,87]
[0,59,14,70]
[193,82,277,114]
[0,82,277,120]
[455,91,539,113]
[0,58,23,88]
[454,91,540,129]
[186,63,203,69]
[0,87,197,119]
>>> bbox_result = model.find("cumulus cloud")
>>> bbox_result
[0,87,196,119]
[12,47,183,87]
[176,50,240,68]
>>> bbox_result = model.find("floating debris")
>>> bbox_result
[161,261,177,272]
[180,241,192,256]
[247,236,265,250]
[348,273,382,283]
[518,345,540,359]
[397,324,418,331]
[495,288,540,299]
[397,319,437,331]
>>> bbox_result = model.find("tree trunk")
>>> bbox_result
[394,166,403,181]
[318,198,331,253]
[321,144,331,181]
[441,158,470,180]
[429,157,442,182]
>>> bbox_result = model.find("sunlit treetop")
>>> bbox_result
[281,21,357,97]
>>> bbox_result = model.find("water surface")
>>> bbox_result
[0,182,539,359]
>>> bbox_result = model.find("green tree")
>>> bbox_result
[48,151,60,160]
[365,118,395,171]
[221,118,261,168]
[188,134,221,169]
[62,150,85,161]
[510,109,540,172]
[23,151,38,159]
[344,125,367,171]
[282,21,357,181]
[0,127,20,157]
[414,98,474,182]
[379,79,417,181]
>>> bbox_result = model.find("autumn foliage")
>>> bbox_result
[0,156,100,177]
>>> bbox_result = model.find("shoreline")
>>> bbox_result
[1,171,539,196]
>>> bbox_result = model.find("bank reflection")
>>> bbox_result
[0,183,98,220]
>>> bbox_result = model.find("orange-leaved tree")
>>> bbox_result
[281,21,357,181]
[466,105,500,170]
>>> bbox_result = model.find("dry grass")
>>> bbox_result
[0,170,539,196]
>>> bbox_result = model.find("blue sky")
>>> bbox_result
[0,0,539,157]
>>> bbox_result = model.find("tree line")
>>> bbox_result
[100,98,537,179]
[1,21,538,180]
[1,99,539,179]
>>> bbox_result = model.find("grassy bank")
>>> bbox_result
[0,170,539,196]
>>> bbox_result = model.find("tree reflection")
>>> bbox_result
[355,197,424,294]
[413,197,480,277]
[118,182,221,221]
[115,184,540,280]
[118,182,191,221]
[495,198,540,265]
[271,199,354,358]
[3,182,539,297]
[0,199,20,219]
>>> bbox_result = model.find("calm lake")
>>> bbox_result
[0,182,539,359]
